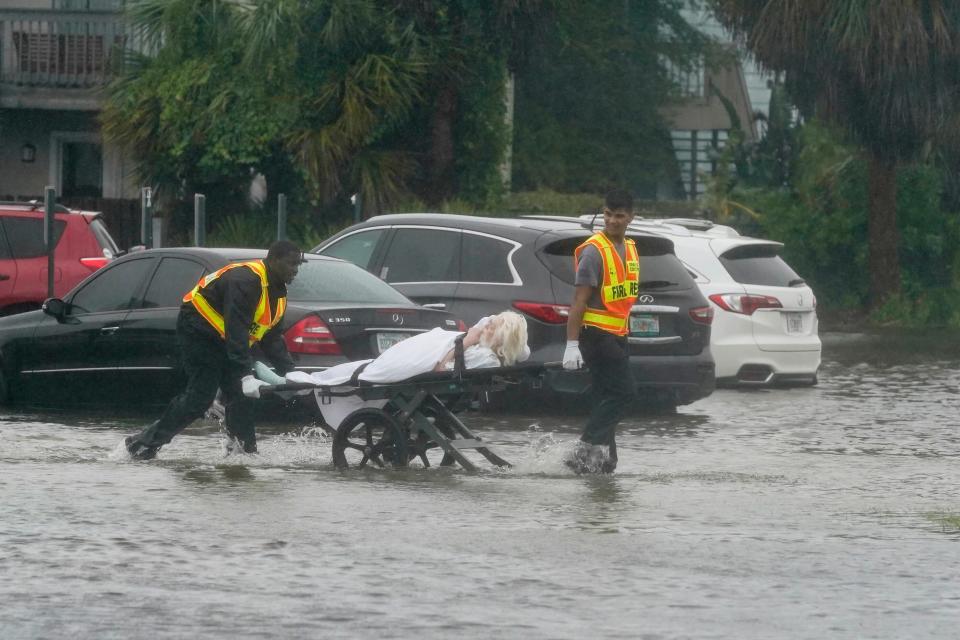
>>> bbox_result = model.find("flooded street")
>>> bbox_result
[2,331,959,639]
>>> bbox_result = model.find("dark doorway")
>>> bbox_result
[62,141,102,198]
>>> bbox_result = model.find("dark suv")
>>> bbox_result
[0,202,120,316]
[313,213,716,408]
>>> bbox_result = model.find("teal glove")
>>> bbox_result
[253,361,286,385]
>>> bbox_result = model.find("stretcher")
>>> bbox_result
[263,357,552,473]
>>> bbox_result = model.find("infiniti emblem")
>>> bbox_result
[637,294,655,304]
[392,313,404,325]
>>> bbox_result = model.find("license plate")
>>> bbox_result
[629,314,659,337]
[377,332,413,354]
[785,312,803,333]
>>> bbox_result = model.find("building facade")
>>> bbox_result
[660,6,770,200]
[0,0,138,201]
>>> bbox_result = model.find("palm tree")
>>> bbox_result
[237,0,428,213]
[710,0,960,306]
[104,0,427,217]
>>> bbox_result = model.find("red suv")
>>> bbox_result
[0,203,120,316]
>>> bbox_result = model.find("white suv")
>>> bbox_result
[576,215,821,387]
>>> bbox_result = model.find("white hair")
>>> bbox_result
[481,311,528,366]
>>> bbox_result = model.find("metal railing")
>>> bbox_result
[0,8,145,88]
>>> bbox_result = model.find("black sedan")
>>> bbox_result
[0,247,456,407]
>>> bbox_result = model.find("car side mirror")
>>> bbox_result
[42,297,67,321]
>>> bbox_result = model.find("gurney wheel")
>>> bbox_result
[333,408,409,470]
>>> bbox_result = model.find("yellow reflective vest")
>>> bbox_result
[573,232,640,336]
[182,260,286,346]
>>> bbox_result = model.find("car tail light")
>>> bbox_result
[456,319,467,331]
[709,293,782,315]
[512,301,570,324]
[689,305,714,324]
[80,257,110,271]
[284,316,341,355]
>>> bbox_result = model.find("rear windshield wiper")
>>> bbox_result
[640,280,679,289]
[788,278,806,287]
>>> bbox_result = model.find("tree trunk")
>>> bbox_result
[867,154,901,308]
[425,81,458,206]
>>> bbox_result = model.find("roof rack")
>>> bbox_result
[520,214,596,230]
[660,217,714,231]
[0,200,72,213]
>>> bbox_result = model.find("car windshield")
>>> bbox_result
[540,235,694,290]
[718,244,801,287]
[287,259,413,304]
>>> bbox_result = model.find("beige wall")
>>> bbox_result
[0,109,137,200]
[661,62,757,141]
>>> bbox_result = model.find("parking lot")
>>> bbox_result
[2,330,959,639]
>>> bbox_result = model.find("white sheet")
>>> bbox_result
[284,327,508,428]
[292,327,503,387]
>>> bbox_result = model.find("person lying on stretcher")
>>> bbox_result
[276,311,529,388]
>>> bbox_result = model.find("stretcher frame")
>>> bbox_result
[264,361,550,473]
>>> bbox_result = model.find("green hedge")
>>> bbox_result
[718,123,960,327]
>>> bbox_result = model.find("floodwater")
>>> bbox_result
[2,332,959,640]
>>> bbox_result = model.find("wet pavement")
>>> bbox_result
[1,331,959,639]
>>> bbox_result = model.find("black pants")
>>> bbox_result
[579,326,636,457]
[130,312,257,451]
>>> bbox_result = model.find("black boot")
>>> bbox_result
[125,436,160,461]
[223,434,258,455]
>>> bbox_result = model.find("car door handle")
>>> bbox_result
[421,303,446,309]
[100,326,120,334]
[0,274,9,281]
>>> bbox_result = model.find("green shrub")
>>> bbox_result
[207,211,275,248]
[499,190,602,216]
[711,120,960,326]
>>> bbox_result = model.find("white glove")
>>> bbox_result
[241,374,270,399]
[562,340,584,370]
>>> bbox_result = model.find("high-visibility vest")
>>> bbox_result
[182,260,286,345]
[573,232,640,336]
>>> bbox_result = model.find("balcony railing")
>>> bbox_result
[0,9,144,88]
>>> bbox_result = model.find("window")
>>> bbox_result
[288,260,411,304]
[719,244,802,287]
[0,222,12,260]
[89,218,119,256]
[69,258,154,314]
[320,229,384,270]
[381,228,459,283]
[541,235,694,291]
[1,217,66,259]
[540,236,589,285]
[636,252,696,292]
[140,258,205,309]
[663,57,705,98]
[461,233,515,283]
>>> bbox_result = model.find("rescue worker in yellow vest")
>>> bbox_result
[562,189,639,473]
[125,240,305,460]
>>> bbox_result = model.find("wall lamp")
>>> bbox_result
[20,143,36,163]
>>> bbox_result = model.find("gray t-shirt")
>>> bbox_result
[575,242,627,309]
